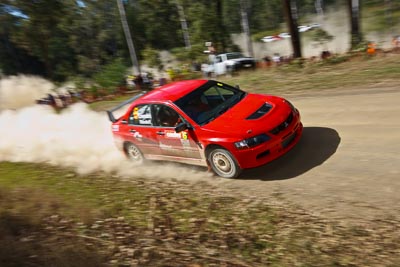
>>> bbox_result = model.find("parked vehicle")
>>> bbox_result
[278,32,291,38]
[298,25,312,32]
[208,52,256,76]
[261,35,281,43]
[107,80,303,178]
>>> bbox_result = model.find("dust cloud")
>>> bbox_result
[236,5,394,59]
[0,75,54,110]
[0,76,212,181]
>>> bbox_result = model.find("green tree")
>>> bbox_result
[67,1,123,77]
[186,0,231,53]
[8,0,73,79]
[141,46,163,70]
[0,2,45,76]
[135,0,183,50]
[92,58,127,94]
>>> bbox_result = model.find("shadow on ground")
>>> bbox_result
[242,127,340,181]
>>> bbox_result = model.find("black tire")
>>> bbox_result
[208,148,242,178]
[124,142,144,163]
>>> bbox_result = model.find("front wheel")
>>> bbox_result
[124,142,144,163]
[208,148,242,178]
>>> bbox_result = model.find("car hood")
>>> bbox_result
[202,94,292,138]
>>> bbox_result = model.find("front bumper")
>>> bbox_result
[233,115,303,169]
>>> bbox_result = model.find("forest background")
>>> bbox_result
[1,0,399,84]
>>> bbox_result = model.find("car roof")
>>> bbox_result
[140,79,208,102]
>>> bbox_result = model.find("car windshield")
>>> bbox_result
[226,52,245,60]
[174,80,246,125]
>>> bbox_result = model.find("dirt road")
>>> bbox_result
[215,87,400,223]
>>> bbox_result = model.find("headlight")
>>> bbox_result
[234,134,270,150]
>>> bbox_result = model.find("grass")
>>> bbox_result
[0,162,280,265]
[0,186,107,267]
[1,162,400,266]
[88,94,137,111]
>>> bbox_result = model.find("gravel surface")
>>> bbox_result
[213,86,400,224]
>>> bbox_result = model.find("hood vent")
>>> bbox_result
[246,103,273,120]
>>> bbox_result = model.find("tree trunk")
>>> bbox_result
[348,0,362,49]
[116,0,140,75]
[240,0,254,58]
[216,0,227,52]
[175,0,191,50]
[282,0,302,58]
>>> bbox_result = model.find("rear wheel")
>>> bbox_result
[208,148,241,178]
[124,142,144,163]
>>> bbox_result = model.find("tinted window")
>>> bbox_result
[153,104,181,128]
[226,52,244,60]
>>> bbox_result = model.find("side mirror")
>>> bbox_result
[175,122,189,133]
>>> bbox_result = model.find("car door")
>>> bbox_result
[152,104,202,160]
[214,55,226,75]
[123,104,161,156]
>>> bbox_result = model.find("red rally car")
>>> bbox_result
[107,79,302,178]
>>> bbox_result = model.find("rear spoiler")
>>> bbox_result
[106,92,146,122]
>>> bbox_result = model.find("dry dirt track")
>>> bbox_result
[215,86,400,223]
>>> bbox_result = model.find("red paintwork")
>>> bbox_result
[111,79,302,171]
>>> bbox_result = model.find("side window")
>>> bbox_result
[129,104,152,126]
[153,104,181,128]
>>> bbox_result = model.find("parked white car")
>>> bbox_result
[261,36,281,43]
[298,25,312,32]
[278,32,291,38]
[207,52,256,76]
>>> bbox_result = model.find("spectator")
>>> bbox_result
[134,74,143,90]
[367,42,376,56]
[392,36,400,51]
[166,67,176,81]
[263,56,272,68]
[272,53,281,66]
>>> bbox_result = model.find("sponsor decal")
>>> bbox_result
[165,131,181,138]
[133,131,143,141]
[181,132,188,140]
[112,125,119,132]
[181,139,191,148]
[133,107,139,120]
[139,118,151,125]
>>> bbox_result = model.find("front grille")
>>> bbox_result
[269,112,293,135]
[281,132,296,148]
[240,59,254,64]
[256,149,270,159]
